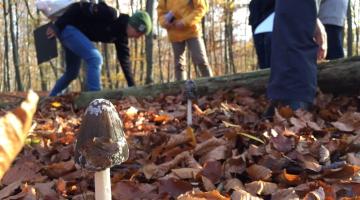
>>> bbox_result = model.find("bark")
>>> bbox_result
[2,0,10,91]
[347,0,353,57]
[145,0,154,84]
[75,56,360,108]
[36,10,47,91]
[157,24,164,83]
[102,44,113,89]
[8,0,23,91]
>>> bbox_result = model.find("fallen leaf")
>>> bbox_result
[178,190,230,200]
[201,175,216,191]
[51,101,62,108]
[319,145,330,163]
[223,178,244,192]
[55,178,67,195]
[303,187,325,200]
[198,161,222,184]
[278,170,303,185]
[279,106,294,119]
[323,164,360,180]
[271,133,295,153]
[112,181,158,200]
[245,181,278,196]
[246,164,272,181]
[331,121,354,132]
[171,168,201,179]
[297,154,322,172]
[34,181,58,199]
[44,160,76,178]
[0,181,22,199]
[154,114,173,123]
[125,106,138,117]
[231,189,262,200]
[347,153,360,166]
[199,145,228,164]
[272,188,300,200]
[159,178,193,198]
[0,90,39,179]
[1,155,43,185]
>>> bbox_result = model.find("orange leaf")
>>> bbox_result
[0,90,39,179]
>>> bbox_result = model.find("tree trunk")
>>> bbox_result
[36,10,47,91]
[347,0,353,57]
[75,56,360,108]
[8,0,23,91]
[145,0,154,84]
[140,38,145,83]
[157,25,164,83]
[102,44,113,89]
[2,0,10,92]
[26,12,32,88]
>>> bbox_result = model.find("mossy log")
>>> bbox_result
[75,56,360,108]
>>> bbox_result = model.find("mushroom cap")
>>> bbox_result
[184,80,198,100]
[75,99,129,171]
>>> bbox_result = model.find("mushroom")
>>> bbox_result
[75,99,129,200]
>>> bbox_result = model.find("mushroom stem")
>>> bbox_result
[95,168,111,200]
[187,99,192,126]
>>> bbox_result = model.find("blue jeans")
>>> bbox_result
[267,0,317,104]
[49,26,102,96]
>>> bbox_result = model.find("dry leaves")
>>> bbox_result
[0,89,359,199]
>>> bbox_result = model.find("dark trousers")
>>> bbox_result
[324,24,344,60]
[253,32,272,69]
[267,0,318,103]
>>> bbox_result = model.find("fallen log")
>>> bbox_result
[75,56,360,108]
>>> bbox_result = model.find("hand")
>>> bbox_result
[174,20,185,29]
[163,21,174,29]
[46,26,56,39]
[164,11,175,24]
[314,19,327,60]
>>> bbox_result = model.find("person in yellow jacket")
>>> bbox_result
[157,0,213,81]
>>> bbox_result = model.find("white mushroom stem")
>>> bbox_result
[95,168,111,200]
[187,99,192,126]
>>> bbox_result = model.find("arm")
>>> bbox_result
[181,0,207,27]
[115,40,135,87]
[314,18,327,60]
[157,0,169,28]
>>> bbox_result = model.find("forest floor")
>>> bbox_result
[0,88,360,200]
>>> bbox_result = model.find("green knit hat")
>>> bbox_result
[128,11,152,35]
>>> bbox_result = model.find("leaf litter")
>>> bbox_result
[0,89,360,199]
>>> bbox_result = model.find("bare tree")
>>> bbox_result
[347,0,353,57]
[145,0,154,84]
[8,0,23,91]
[2,0,10,91]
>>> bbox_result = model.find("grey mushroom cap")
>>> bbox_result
[184,80,198,100]
[74,99,129,171]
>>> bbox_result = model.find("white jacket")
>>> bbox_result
[318,0,349,27]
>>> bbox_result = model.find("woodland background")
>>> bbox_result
[0,0,359,93]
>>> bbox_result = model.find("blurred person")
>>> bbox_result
[248,0,275,69]
[47,2,152,96]
[319,0,349,60]
[157,0,213,81]
[264,0,327,117]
